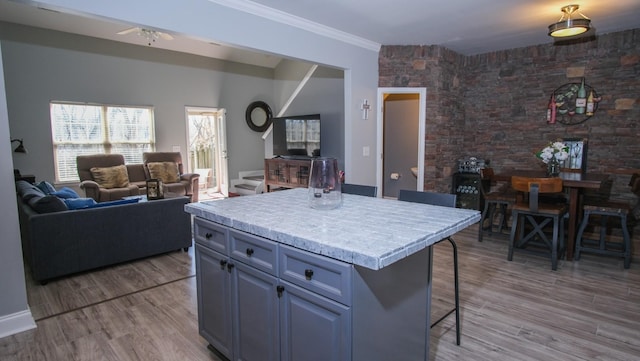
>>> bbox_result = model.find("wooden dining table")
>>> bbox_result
[493,170,609,261]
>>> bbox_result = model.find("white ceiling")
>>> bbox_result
[1,0,639,68]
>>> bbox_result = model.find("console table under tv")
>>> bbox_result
[264,157,312,192]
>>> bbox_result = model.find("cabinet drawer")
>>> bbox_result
[194,218,228,254]
[279,245,352,305]
[230,230,278,275]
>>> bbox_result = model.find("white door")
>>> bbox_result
[186,107,229,197]
[376,88,426,197]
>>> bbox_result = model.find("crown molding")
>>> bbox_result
[208,0,380,52]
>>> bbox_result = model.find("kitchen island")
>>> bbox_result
[185,188,480,361]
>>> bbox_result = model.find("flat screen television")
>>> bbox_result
[272,114,321,158]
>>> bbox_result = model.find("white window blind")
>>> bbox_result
[50,102,155,182]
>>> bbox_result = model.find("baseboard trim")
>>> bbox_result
[0,309,36,339]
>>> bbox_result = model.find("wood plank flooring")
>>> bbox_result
[1,225,639,360]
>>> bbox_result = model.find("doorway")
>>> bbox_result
[376,88,426,198]
[186,107,228,200]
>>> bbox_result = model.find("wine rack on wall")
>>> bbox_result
[551,80,601,126]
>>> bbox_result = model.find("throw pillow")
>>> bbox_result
[63,198,97,210]
[90,165,130,189]
[36,181,56,195]
[89,198,140,208]
[147,162,180,183]
[16,181,45,201]
[29,195,68,213]
[51,187,80,199]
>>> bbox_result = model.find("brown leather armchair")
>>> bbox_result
[77,154,140,202]
[143,152,200,202]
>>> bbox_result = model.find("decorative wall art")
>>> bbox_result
[547,78,601,126]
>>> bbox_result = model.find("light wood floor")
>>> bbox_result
[1,225,639,361]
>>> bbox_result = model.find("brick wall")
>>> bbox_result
[379,29,640,202]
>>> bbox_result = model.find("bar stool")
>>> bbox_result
[574,174,638,268]
[508,176,567,270]
[341,183,377,197]
[397,189,461,345]
[478,168,516,242]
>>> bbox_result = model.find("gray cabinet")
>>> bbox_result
[194,217,350,361]
[195,243,233,358]
[233,261,279,361]
[280,281,351,361]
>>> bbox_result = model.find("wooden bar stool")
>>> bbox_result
[574,174,638,268]
[478,168,516,242]
[508,176,567,270]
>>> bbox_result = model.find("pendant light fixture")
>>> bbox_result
[548,4,591,38]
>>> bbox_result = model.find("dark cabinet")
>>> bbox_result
[452,172,487,210]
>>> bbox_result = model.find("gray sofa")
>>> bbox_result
[16,180,193,284]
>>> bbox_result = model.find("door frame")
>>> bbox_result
[376,87,426,195]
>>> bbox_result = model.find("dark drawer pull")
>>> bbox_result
[205,232,213,239]
[304,269,314,280]
[246,248,254,257]
[277,285,285,298]
[219,259,227,270]
[227,263,235,273]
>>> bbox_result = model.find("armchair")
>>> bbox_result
[77,154,140,202]
[143,152,199,202]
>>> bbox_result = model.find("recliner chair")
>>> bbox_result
[77,154,140,202]
[143,152,200,202]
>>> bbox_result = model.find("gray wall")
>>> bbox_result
[0,43,34,337]
[275,65,345,168]
[1,22,278,183]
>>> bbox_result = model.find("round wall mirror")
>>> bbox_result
[245,101,273,132]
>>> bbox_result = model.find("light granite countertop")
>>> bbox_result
[185,188,480,270]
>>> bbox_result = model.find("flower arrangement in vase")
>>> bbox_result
[536,141,569,176]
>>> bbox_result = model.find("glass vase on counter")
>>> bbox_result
[308,157,342,210]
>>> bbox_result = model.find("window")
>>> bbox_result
[50,102,155,182]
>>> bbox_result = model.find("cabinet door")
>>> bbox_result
[195,244,233,359]
[233,262,280,361]
[280,281,351,361]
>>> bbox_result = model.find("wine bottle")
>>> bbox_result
[575,78,586,114]
[586,89,595,116]
[547,94,557,124]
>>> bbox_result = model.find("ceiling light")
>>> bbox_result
[548,4,591,38]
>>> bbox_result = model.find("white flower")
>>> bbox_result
[536,141,569,164]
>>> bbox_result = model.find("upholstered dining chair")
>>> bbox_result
[508,176,567,270]
[341,183,377,197]
[397,189,461,346]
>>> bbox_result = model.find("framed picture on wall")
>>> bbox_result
[562,138,588,173]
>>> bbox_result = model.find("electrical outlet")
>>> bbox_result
[363,146,370,156]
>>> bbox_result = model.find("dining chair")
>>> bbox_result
[397,189,461,346]
[341,183,377,197]
[574,173,638,268]
[478,168,517,242]
[508,176,567,270]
